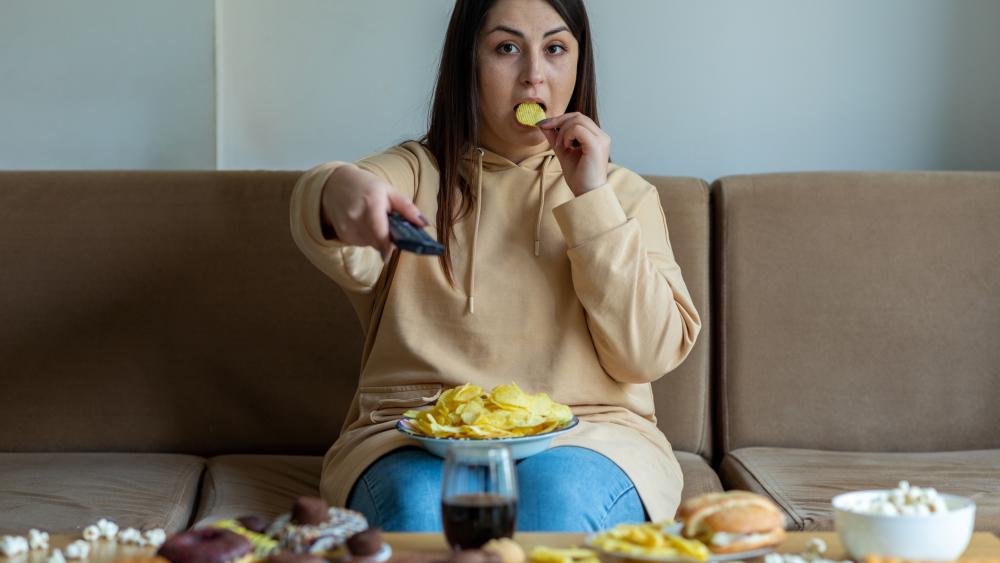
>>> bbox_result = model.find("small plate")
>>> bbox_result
[585,532,772,563]
[395,416,579,460]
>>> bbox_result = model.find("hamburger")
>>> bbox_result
[677,491,786,554]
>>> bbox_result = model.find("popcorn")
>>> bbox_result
[117,527,145,545]
[143,529,167,548]
[29,528,50,551]
[48,548,67,563]
[0,535,30,557]
[850,481,948,516]
[764,536,848,563]
[96,518,119,540]
[82,525,101,542]
[64,540,91,560]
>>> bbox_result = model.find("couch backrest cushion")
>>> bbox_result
[648,177,712,458]
[0,172,361,456]
[715,172,1000,454]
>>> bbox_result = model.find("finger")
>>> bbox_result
[388,191,429,227]
[540,126,559,151]
[535,112,578,130]
[366,200,393,251]
[563,123,597,151]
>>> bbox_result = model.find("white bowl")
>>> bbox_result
[395,417,578,460]
[832,490,975,560]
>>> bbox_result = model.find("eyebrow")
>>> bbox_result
[487,24,569,38]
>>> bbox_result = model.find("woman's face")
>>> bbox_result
[476,0,579,162]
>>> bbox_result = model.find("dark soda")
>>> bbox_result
[441,493,517,550]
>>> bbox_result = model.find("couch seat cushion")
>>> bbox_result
[192,455,323,527]
[0,453,203,534]
[720,447,1000,533]
[193,452,722,527]
[676,451,723,503]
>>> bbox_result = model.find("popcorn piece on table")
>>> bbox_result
[29,529,51,551]
[64,540,91,560]
[143,529,167,548]
[763,536,850,563]
[1,536,30,557]
[96,518,119,540]
[48,548,67,563]
[117,527,145,546]
[82,525,101,542]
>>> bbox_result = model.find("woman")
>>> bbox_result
[289,0,700,531]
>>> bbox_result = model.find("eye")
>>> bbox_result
[547,44,567,55]
[497,42,520,55]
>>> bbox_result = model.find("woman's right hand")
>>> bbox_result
[320,164,429,261]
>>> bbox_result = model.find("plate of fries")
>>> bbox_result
[586,521,771,562]
[395,383,579,460]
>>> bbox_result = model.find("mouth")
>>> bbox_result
[513,101,547,113]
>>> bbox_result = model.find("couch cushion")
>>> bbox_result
[720,447,1000,534]
[648,177,712,459]
[192,455,322,527]
[0,171,361,456]
[676,451,724,503]
[0,453,203,534]
[714,172,1000,454]
[193,451,722,527]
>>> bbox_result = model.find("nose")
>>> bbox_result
[520,51,544,88]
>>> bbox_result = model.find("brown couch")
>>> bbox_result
[0,170,996,536]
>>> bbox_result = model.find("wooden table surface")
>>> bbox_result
[2,531,998,562]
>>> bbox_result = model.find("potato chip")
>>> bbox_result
[402,382,573,439]
[589,522,709,561]
[516,102,546,126]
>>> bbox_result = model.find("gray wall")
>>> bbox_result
[0,0,216,170]
[3,1,999,179]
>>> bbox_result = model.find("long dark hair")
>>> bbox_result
[423,0,599,285]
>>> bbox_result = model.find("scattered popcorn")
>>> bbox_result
[29,528,50,551]
[1,535,30,557]
[849,481,948,516]
[804,537,827,557]
[82,525,101,542]
[117,527,145,545]
[48,548,67,563]
[764,537,849,563]
[64,540,91,560]
[97,518,119,540]
[143,529,167,548]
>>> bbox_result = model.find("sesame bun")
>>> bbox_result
[678,491,786,553]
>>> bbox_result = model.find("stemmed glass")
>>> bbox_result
[440,443,518,550]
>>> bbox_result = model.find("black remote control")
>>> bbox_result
[388,211,444,256]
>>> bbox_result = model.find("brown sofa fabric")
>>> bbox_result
[720,447,1000,535]
[0,171,360,456]
[0,453,203,534]
[714,172,1000,454]
[646,177,713,459]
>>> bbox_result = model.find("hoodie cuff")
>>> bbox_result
[553,184,627,247]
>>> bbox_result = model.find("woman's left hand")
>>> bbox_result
[538,112,610,197]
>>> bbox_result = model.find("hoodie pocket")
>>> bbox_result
[358,384,444,424]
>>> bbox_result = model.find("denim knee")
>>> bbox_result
[515,446,646,531]
[346,447,443,531]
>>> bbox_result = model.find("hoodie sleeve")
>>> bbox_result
[551,180,701,384]
[288,145,420,296]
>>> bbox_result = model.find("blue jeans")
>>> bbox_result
[346,446,647,532]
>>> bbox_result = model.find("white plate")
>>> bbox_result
[395,416,579,460]
[585,532,772,562]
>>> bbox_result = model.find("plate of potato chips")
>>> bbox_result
[586,521,772,562]
[396,383,579,460]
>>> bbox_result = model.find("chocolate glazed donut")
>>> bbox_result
[157,528,252,563]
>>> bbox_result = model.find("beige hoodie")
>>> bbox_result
[289,140,701,521]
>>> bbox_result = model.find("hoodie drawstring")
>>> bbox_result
[467,148,485,314]
[534,155,553,257]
